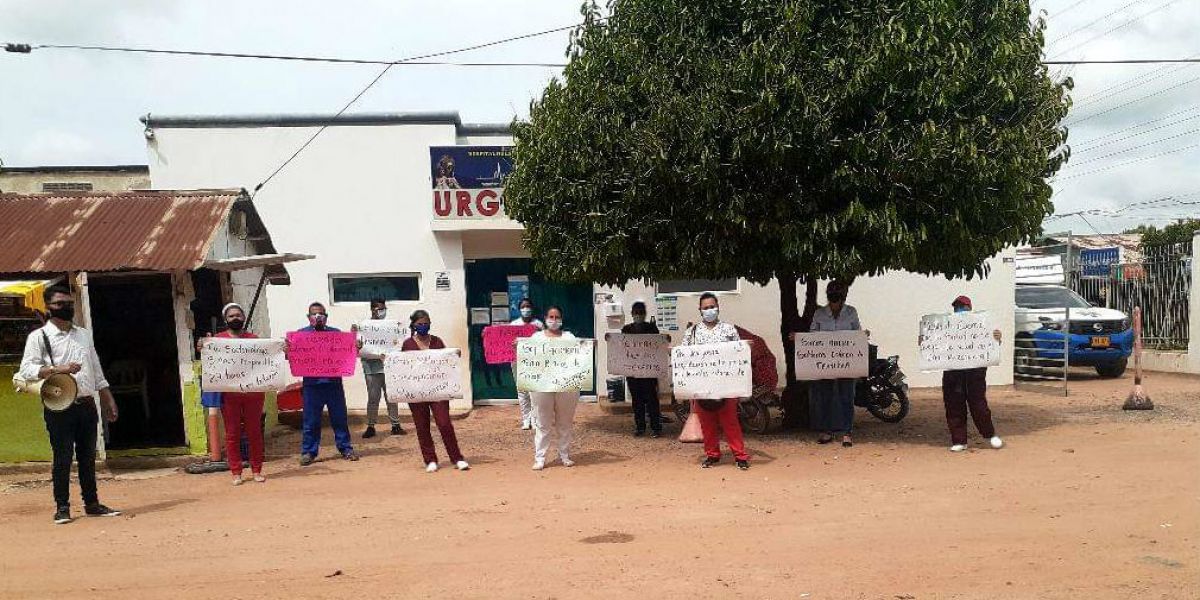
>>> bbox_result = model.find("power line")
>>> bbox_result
[1071,104,1200,145]
[4,41,568,67]
[1049,0,1188,60]
[1072,110,1200,152]
[251,20,596,194]
[1065,72,1200,126]
[1045,0,1152,49]
[1057,140,1200,180]
[1067,125,1200,165]
[1045,57,1200,65]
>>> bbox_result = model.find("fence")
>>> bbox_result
[1069,242,1192,350]
[1015,243,1071,396]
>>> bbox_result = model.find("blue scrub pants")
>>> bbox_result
[301,381,354,456]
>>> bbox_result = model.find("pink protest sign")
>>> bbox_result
[286,331,358,377]
[482,324,537,364]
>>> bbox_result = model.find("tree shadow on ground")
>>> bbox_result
[120,497,197,516]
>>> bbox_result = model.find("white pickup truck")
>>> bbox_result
[1014,285,1132,378]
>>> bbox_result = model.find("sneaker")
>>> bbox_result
[391,424,405,436]
[426,462,439,473]
[363,425,377,439]
[455,460,470,471]
[702,457,720,469]
[561,458,575,467]
[521,420,532,431]
[53,507,72,525]
[253,473,266,483]
[736,460,750,471]
[231,475,244,486]
[342,450,361,461]
[634,430,645,437]
[950,444,967,453]
[84,504,121,517]
[650,431,662,439]
[532,460,545,471]
[299,453,316,466]
[990,436,1005,449]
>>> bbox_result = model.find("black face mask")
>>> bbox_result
[827,292,847,304]
[49,305,75,322]
[227,319,245,332]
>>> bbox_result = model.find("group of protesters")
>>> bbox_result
[19,281,1004,524]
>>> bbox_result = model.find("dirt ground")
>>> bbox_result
[1,371,1197,600]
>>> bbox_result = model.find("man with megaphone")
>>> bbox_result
[18,284,121,525]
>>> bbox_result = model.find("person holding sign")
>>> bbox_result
[621,300,663,437]
[354,298,405,439]
[17,284,121,524]
[684,293,750,471]
[295,302,359,466]
[939,296,1004,453]
[510,298,544,430]
[401,310,469,473]
[808,281,862,448]
[213,303,266,485]
[529,306,579,470]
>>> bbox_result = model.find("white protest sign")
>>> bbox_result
[793,331,869,380]
[918,310,1001,371]
[356,320,410,356]
[516,338,595,393]
[383,349,463,403]
[200,338,287,392]
[670,341,752,400]
[606,333,671,378]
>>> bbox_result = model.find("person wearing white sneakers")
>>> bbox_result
[401,310,469,473]
[510,298,544,430]
[527,306,580,470]
[941,296,1004,453]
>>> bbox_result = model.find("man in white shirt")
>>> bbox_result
[18,284,121,525]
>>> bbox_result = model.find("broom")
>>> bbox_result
[1122,306,1153,411]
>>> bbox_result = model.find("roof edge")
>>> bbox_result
[140,112,511,135]
[0,165,148,174]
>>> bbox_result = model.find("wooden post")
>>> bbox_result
[1123,306,1153,410]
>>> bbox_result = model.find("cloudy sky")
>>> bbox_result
[0,0,1197,234]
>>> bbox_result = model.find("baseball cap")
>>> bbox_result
[952,295,972,308]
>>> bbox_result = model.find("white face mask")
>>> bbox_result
[372,308,387,319]
[701,307,719,323]
[546,319,563,331]
[520,308,533,319]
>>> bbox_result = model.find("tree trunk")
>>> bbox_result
[779,275,821,429]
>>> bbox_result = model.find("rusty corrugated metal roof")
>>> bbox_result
[0,190,241,274]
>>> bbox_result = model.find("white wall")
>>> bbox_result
[148,122,485,409]
[593,250,1016,390]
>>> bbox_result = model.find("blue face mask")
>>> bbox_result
[414,323,431,336]
[954,306,970,313]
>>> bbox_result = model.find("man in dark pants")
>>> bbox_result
[621,301,663,437]
[297,302,359,466]
[18,284,121,524]
[941,295,1005,453]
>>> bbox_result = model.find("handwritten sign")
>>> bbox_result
[286,331,358,378]
[384,349,463,403]
[200,338,287,393]
[918,311,1001,371]
[606,333,671,378]
[515,338,595,393]
[356,320,409,357]
[671,341,752,400]
[793,331,869,380]
[482,324,537,364]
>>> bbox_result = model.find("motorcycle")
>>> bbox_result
[855,344,910,423]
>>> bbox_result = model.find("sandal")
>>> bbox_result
[842,436,853,448]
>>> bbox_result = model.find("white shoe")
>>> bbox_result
[520,420,532,430]
[425,462,439,473]
[455,460,470,471]
[532,460,545,471]
[990,436,1004,449]
[950,444,967,453]
[231,476,244,486]
[561,458,575,467]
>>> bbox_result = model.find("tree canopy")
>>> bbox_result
[1125,219,1200,249]
[505,0,1071,286]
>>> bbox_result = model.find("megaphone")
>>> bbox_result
[12,373,78,412]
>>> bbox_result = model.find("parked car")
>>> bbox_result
[1014,285,1132,378]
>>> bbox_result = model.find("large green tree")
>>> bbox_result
[505,0,1070,423]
